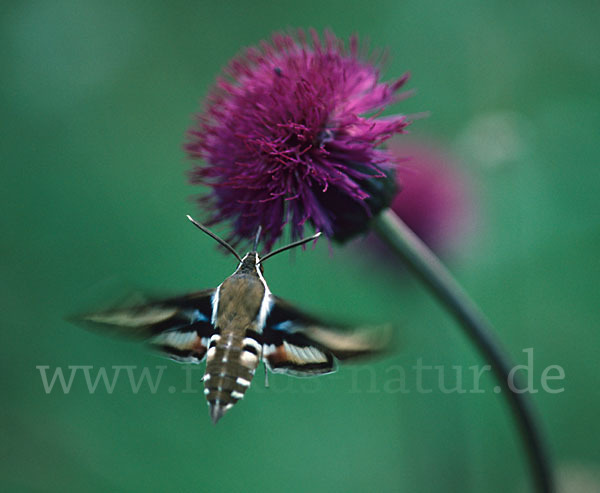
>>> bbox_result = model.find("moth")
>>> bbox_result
[78,216,391,424]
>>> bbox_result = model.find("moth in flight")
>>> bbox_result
[77,216,391,424]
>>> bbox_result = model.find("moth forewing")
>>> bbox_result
[74,289,216,363]
[302,324,393,360]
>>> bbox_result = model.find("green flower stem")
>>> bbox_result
[372,209,553,493]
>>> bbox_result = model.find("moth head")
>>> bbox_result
[238,251,262,277]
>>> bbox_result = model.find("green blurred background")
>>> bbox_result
[1,1,599,491]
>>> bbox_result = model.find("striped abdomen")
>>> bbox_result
[203,329,262,423]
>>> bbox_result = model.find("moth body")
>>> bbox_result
[204,252,268,422]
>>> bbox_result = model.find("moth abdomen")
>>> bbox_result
[203,329,262,423]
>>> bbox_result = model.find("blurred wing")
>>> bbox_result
[73,289,215,364]
[262,296,392,377]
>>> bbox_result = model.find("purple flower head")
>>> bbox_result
[186,29,411,250]
[390,140,473,252]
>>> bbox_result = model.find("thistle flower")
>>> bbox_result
[186,29,411,249]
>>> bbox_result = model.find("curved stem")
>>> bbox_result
[372,209,553,493]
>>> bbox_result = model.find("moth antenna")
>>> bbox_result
[186,215,243,263]
[253,225,262,253]
[259,232,322,263]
